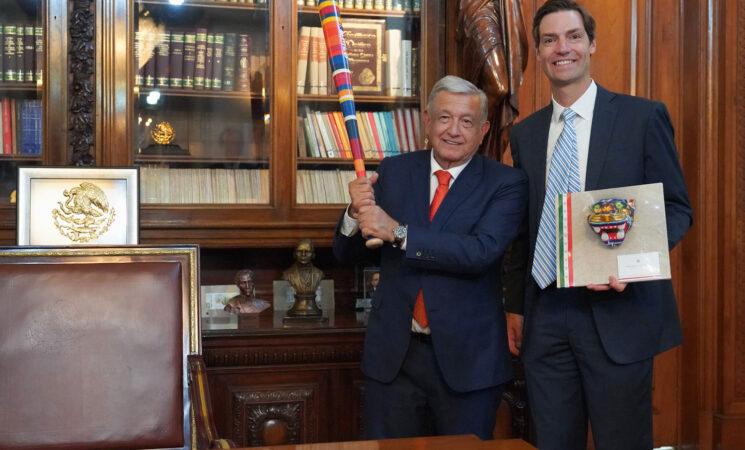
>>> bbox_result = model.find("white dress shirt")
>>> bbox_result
[546,80,597,190]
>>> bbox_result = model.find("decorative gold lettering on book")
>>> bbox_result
[151,121,176,145]
[52,182,116,243]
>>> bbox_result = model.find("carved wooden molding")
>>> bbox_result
[232,387,318,446]
[203,344,363,367]
[736,0,745,398]
[68,0,95,166]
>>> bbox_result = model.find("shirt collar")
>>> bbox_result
[430,151,471,181]
[551,80,597,123]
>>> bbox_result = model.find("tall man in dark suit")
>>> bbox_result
[334,75,527,440]
[504,1,693,449]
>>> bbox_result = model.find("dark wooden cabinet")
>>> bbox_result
[202,311,367,446]
[202,310,530,447]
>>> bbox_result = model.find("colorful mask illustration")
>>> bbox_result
[587,198,636,247]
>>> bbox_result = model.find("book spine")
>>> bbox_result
[182,32,196,88]
[236,34,251,92]
[354,0,364,8]
[364,0,374,10]
[169,31,184,88]
[343,0,354,8]
[1,99,9,154]
[11,98,17,154]
[412,0,420,12]
[194,28,207,89]
[34,26,42,83]
[401,39,411,96]
[296,26,311,94]
[23,26,34,82]
[308,27,321,95]
[367,111,383,158]
[211,33,224,90]
[374,0,384,10]
[204,33,214,89]
[15,26,23,82]
[4,25,16,82]
[0,26,4,81]
[155,30,170,87]
[222,33,236,91]
[385,29,402,96]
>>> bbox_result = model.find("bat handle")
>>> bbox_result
[365,237,384,249]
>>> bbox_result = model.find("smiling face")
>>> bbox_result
[423,91,490,169]
[536,9,596,92]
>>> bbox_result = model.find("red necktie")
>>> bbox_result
[413,170,452,328]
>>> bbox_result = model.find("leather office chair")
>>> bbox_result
[0,245,235,449]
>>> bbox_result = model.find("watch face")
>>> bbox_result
[394,225,406,240]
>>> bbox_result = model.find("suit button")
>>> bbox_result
[416,251,422,257]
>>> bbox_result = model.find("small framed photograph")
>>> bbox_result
[201,284,240,317]
[363,267,380,301]
[16,167,139,245]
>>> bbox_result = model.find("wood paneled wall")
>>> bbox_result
[447,0,741,448]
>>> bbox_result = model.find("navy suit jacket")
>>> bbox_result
[505,85,693,364]
[334,150,527,392]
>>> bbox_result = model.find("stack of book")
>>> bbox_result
[297,169,358,204]
[296,22,417,97]
[139,166,269,204]
[298,105,420,159]
[135,28,267,93]
[1,98,42,155]
[299,0,420,11]
[1,25,43,84]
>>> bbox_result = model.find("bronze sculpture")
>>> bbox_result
[458,0,528,160]
[283,239,324,318]
[223,269,270,314]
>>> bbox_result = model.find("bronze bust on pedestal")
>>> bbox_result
[283,239,325,320]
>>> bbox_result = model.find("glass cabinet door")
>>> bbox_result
[0,0,43,204]
[133,0,271,204]
[295,0,422,205]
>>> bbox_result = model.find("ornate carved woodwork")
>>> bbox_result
[68,0,95,166]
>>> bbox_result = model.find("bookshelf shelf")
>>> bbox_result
[298,94,419,105]
[136,87,263,100]
[0,154,42,161]
[135,154,269,165]
[297,5,419,19]
[297,157,383,167]
[139,0,269,11]
[0,83,41,93]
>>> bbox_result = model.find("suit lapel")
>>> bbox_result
[430,154,483,229]
[585,85,618,190]
[411,151,431,226]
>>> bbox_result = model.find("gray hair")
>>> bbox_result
[427,75,488,124]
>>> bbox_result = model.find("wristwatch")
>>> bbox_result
[391,223,407,248]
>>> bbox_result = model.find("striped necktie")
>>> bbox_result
[532,108,581,289]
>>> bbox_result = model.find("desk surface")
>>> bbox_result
[243,435,535,450]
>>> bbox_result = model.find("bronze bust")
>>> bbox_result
[223,269,270,314]
[283,239,324,317]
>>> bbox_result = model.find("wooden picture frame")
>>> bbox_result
[16,167,139,245]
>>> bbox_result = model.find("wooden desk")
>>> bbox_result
[245,435,535,450]
[203,311,529,447]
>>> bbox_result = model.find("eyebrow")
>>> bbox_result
[541,28,585,38]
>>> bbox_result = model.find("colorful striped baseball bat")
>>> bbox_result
[318,0,383,249]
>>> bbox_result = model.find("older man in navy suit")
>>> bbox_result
[504,1,693,449]
[333,75,527,440]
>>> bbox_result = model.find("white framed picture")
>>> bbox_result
[200,284,240,316]
[16,167,139,245]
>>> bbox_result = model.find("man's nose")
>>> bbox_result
[557,37,571,53]
[446,120,461,135]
